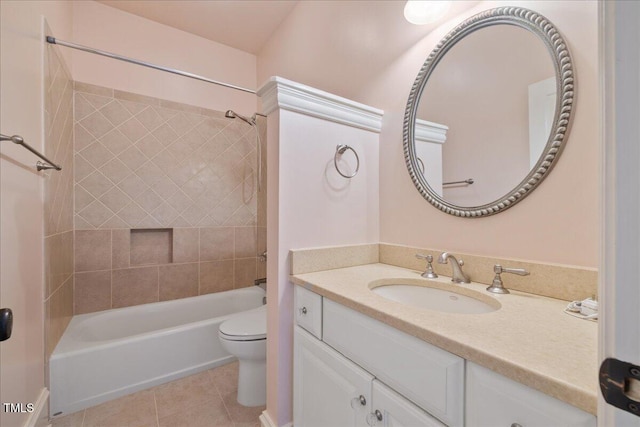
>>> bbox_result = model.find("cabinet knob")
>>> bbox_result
[511,424,523,427]
[350,395,366,409]
[300,307,308,315]
[366,409,383,425]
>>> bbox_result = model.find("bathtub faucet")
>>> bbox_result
[254,277,267,291]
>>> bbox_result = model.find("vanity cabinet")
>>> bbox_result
[293,286,596,427]
[466,362,596,427]
[294,327,444,427]
[294,327,372,427]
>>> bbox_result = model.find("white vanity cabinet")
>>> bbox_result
[293,286,596,427]
[466,362,596,427]
[294,326,373,427]
[294,327,444,427]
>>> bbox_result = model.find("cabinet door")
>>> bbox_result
[369,380,445,427]
[294,326,373,427]
[466,362,596,427]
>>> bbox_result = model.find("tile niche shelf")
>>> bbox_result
[130,228,173,266]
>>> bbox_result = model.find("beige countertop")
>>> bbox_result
[291,263,598,415]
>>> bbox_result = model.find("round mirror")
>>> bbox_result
[403,7,575,217]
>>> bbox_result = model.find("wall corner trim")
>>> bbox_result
[256,76,384,133]
[415,119,448,144]
[24,388,49,427]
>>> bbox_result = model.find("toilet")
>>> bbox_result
[218,305,267,407]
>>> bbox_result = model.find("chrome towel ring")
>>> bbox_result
[334,144,360,179]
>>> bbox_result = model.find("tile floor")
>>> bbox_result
[51,362,263,427]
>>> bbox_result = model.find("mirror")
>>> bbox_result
[403,7,575,217]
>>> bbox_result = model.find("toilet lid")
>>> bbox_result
[219,305,266,341]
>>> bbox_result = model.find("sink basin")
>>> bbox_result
[370,282,499,314]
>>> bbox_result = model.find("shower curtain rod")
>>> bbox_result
[46,36,256,95]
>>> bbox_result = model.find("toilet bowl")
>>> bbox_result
[218,304,267,407]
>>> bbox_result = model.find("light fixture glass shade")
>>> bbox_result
[404,0,452,25]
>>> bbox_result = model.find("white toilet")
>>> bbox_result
[218,304,267,407]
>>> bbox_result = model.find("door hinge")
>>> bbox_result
[600,358,640,417]
[0,308,12,341]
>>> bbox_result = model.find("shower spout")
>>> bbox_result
[225,110,255,126]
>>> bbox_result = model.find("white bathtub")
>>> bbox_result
[50,286,265,416]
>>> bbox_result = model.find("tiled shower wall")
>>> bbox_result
[44,36,74,360]
[73,83,266,314]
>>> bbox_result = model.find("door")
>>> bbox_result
[369,380,444,427]
[600,0,640,426]
[293,326,373,427]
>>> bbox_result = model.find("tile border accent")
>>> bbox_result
[257,77,384,133]
[289,243,598,301]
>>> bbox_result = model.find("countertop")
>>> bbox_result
[290,263,598,415]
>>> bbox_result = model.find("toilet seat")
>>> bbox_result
[219,305,266,341]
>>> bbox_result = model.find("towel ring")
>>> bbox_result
[334,144,359,179]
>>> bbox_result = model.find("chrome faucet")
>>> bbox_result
[437,252,471,284]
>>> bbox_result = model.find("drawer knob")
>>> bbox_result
[511,424,523,427]
[350,395,366,408]
[300,307,308,315]
[366,410,383,425]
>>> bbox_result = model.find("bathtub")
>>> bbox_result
[50,286,265,416]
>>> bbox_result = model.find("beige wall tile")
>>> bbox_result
[112,266,159,308]
[234,258,257,288]
[199,260,234,295]
[173,228,199,263]
[159,263,198,301]
[235,227,257,258]
[130,229,172,266]
[200,227,234,261]
[114,89,161,106]
[47,277,73,357]
[112,229,130,269]
[75,230,111,272]
[74,81,113,97]
[75,271,111,314]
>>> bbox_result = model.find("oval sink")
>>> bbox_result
[370,281,499,314]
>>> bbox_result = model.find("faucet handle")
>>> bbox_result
[416,254,438,279]
[494,264,529,276]
[487,264,530,294]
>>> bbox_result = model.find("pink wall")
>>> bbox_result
[258,0,599,268]
[0,2,73,426]
[72,1,258,116]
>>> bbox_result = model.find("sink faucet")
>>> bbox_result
[437,252,471,284]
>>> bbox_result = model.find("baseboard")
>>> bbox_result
[259,410,290,427]
[24,388,49,427]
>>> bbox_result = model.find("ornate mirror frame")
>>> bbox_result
[403,7,575,217]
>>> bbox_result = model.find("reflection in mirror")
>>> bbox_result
[416,25,555,207]
[403,7,575,217]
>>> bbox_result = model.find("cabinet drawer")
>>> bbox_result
[466,362,596,427]
[323,299,464,427]
[294,286,322,339]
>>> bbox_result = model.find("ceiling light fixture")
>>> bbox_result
[404,0,452,25]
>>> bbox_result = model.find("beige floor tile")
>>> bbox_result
[158,400,232,427]
[51,410,85,427]
[220,389,265,425]
[83,389,156,427]
[154,370,219,419]
[209,361,239,396]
